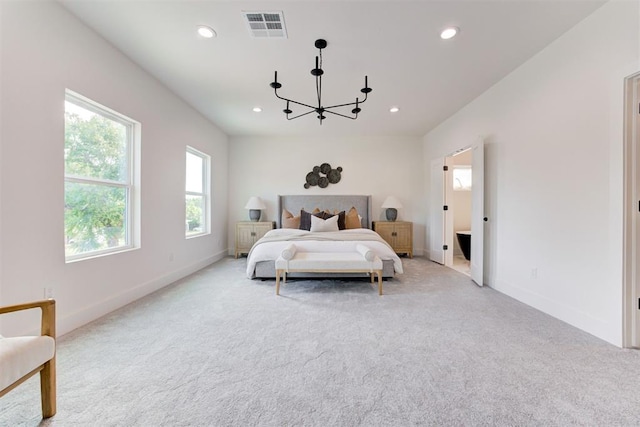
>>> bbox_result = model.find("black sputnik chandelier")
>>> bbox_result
[270,39,372,124]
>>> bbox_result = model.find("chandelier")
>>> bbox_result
[270,39,372,125]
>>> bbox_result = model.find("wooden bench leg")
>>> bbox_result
[276,269,282,295]
[377,271,383,295]
[40,358,56,417]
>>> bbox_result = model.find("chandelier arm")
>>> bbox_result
[273,91,316,110]
[286,109,316,120]
[323,109,358,120]
[323,91,369,110]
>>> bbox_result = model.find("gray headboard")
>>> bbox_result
[277,195,372,229]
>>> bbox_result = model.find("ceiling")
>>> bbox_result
[58,0,605,138]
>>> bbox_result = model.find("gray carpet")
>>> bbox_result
[1,256,639,426]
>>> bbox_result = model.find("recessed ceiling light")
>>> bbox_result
[197,25,216,38]
[252,107,262,113]
[440,27,459,40]
[390,106,400,113]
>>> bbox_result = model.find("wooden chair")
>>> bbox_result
[0,300,56,418]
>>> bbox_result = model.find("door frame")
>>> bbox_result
[623,71,640,348]
[433,142,484,286]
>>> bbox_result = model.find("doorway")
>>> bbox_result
[446,149,473,276]
[429,140,485,286]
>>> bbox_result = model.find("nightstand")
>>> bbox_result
[373,221,413,258]
[235,221,275,258]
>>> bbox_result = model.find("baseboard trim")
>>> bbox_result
[57,251,227,336]
[492,279,621,347]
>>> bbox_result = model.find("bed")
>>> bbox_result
[246,195,403,279]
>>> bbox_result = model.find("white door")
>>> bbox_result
[470,141,485,286]
[444,156,454,267]
[635,75,640,347]
[430,158,445,264]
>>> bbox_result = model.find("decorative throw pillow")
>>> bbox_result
[281,209,300,229]
[336,210,346,230]
[310,214,340,232]
[345,206,361,229]
[299,209,325,231]
[316,210,346,230]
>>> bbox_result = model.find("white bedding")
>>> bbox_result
[246,228,403,278]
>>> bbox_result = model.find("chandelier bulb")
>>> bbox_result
[361,75,372,94]
[311,56,324,76]
[283,100,292,115]
[270,70,282,89]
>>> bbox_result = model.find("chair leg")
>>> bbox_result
[40,358,56,418]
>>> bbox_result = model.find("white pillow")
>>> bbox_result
[281,243,297,260]
[310,214,339,232]
[355,244,375,261]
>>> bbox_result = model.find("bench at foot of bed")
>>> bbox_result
[275,252,384,296]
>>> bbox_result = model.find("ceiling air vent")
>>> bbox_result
[242,11,288,38]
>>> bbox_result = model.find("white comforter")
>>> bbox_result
[246,228,403,278]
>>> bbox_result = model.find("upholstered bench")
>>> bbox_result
[275,244,384,295]
[0,300,56,418]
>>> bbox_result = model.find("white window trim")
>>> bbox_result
[185,146,211,239]
[64,89,141,262]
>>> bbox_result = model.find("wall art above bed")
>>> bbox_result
[304,162,342,189]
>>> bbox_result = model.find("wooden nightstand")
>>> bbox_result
[373,221,413,258]
[235,221,275,258]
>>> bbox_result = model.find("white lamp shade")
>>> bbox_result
[381,196,403,209]
[244,196,266,210]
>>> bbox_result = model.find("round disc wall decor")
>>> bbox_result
[304,163,342,189]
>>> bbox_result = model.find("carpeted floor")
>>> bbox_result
[1,256,639,426]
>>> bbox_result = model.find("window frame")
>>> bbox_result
[185,146,211,238]
[64,90,140,262]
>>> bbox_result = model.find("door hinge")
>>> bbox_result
[443,205,448,211]
[443,245,448,250]
[443,165,449,171]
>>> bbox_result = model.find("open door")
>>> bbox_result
[444,156,454,267]
[470,141,485,286]
[430,158,445,264]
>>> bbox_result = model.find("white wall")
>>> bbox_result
[0,1,229,336]
[228,136,425,254]
[423,1,639,346]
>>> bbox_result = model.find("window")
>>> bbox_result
[453,166,472,191]
[185,147,210,237]
[64,90,139,261]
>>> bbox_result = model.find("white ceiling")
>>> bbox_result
[58,0,605,138]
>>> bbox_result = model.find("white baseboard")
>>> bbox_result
[57,250,227,337]
[492,279,621,347]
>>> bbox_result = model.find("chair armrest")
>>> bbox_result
[0,300,56,338]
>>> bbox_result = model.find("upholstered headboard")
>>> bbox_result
[277,195,372,229]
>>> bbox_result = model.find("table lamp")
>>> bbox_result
[381,196,402,221]
[245,196,266,221]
